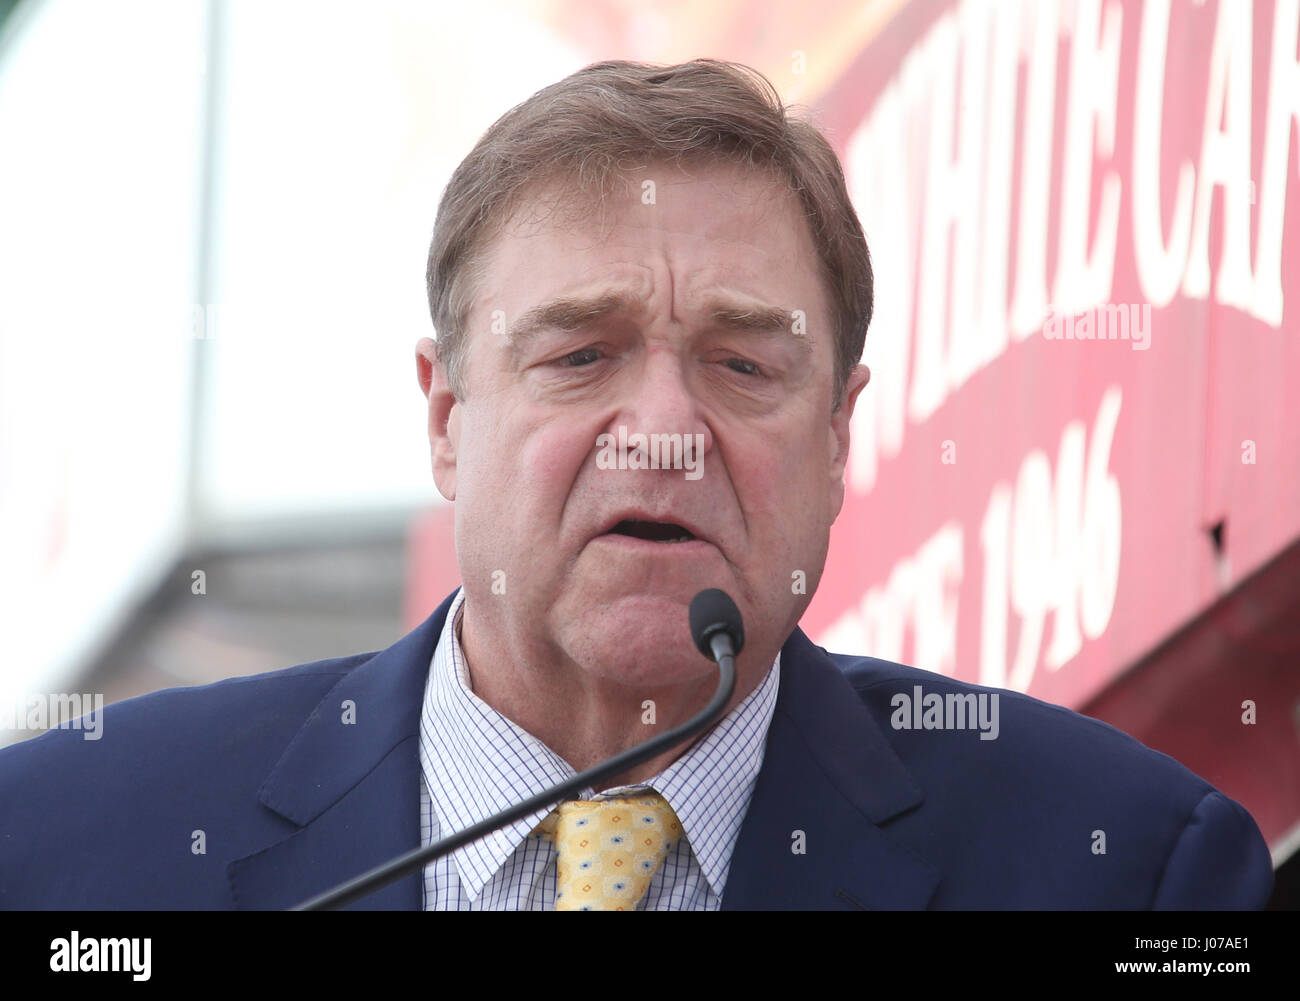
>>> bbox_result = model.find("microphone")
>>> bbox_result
[689,587,745,664]
[292,588,743,910]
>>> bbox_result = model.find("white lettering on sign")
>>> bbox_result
[1182,0,1256,310]
[844,0,1295,500]
[822,388,1121,694]
[1054,0,1122,318]
[978,387,1123,692]
[1133,0,1195,307]
[820,521,964,676]
[1251,0,1300,326]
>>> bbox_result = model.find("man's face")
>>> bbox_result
[424,159,867,690]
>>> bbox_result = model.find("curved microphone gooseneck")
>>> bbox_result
[292,588,744,911]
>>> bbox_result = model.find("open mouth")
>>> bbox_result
[607,520,697,544]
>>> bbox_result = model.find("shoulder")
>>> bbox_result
[830,650,1202,788]
[822,650,1273,908]
[0,651,379,908]
[0,651,375,776]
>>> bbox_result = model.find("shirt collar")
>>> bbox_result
[418,587,780,903]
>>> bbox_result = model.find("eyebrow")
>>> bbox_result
[506,290,809,354]
[507,292,642,347]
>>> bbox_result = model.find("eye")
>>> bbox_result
[723,357,761,376]
[557,347,602,367]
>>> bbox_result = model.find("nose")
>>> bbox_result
[616,345,714,465]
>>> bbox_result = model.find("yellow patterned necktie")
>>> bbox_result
[532,793,684,910]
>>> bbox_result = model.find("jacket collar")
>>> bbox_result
[720,627,940,909]
[228,591,939,910]
[227,590,457,910]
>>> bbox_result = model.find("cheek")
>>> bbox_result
[519,418,598,494]
[742,425,833,541]
[460,412,600,541]
[451,409,526,528]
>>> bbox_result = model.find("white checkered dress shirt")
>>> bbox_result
[417,588,779,910]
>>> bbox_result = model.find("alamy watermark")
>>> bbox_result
[1043,303,1151,351]
[1,693,104,740]
[50,932,150,981]
[890,685,999,740]
[595,426,705,480]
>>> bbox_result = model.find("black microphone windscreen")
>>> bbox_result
[689,588,745,659]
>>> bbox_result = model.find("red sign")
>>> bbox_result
[802,0,1300,706]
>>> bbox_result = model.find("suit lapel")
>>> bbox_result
[227,592,458,910]
[226,595,939,909]
[722,628,941,910]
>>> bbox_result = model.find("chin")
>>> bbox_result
[594,651,715,692]
[558,600,717,689]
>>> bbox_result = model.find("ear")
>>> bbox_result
[416,337,459,501]
[827,363,870,521]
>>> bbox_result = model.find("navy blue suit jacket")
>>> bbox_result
[0,589,1273,909]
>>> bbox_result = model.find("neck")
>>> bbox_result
[456,600,764,791]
